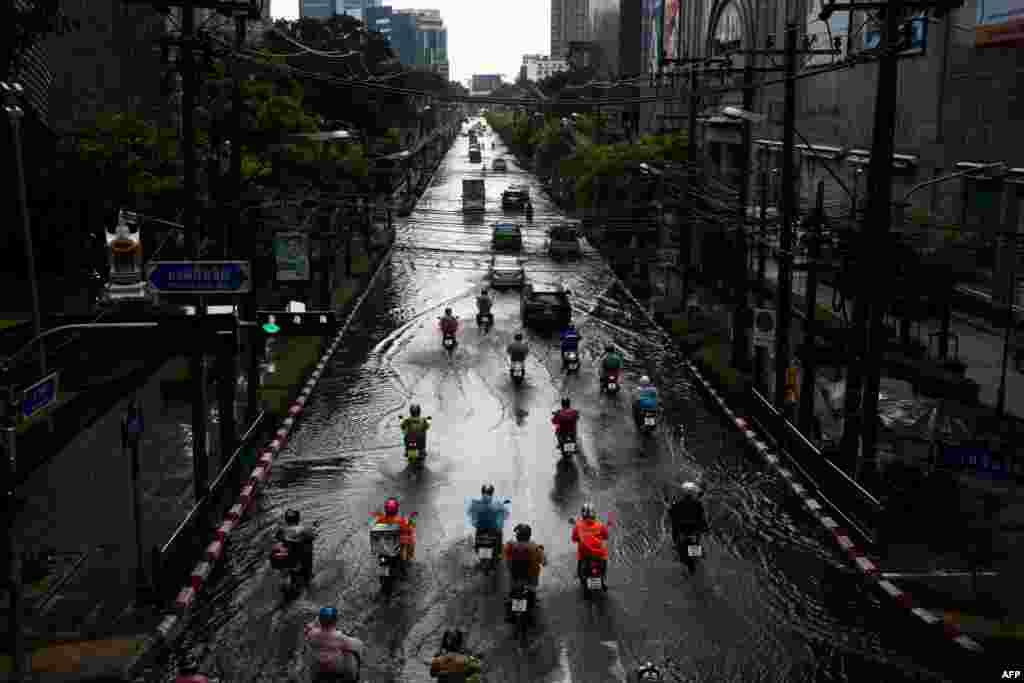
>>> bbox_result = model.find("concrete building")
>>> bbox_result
[365,6,418,67]
[299,0,334,18]
[551,0,590,59]
[651,0,1024,228]
[397,8,450,79]
[522,54,570,81]
[471,74,503,93]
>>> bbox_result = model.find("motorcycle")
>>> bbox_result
[269,521,320,597]
[553,421,578,460]
[636,663,664,681]
[510,360,525,385]
[508,583,536,645]
[476,311,493,329]
[439,317,459,355]
[637,407,658,434]
[474,527,503,574]
[370,513,416,596]
[569,515,613,600]
[562,349,580,373]
[675,530,704,573]
[399,415,431,467]
[600,369,621,395]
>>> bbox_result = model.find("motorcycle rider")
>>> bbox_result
[636,661,664,681]
[668,482,709,543]
[506,332,529,365]
[551,397,580,445]
[525,201,533,221]
[467,484,510,558]
[600,344,624,382]
[174,656,209,683]
[571,503,609,589]
[476,289,493,323]
[633,375,659,425]
[503,523,547,619]
[400,403,430,451]
[440,308,459,339]
[304,606,365,682]
[429,629,482,683]
[372,497,417,564]
[560,323,581,360]
[275,509,316,583]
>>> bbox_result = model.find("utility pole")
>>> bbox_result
[681,66,699,312]
[856,0,906,476]
[4,387,26,677]
[732,62,755,371]
[800,180,826,434]
[774,22,798,409]
[755,171,769,390]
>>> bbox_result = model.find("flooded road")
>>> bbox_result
[154,120,956,682]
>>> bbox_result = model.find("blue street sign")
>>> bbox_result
[146,261,251,294]
[942,445,1008,480]
[22,371,60,419]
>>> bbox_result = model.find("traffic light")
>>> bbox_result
[257,310,338,336]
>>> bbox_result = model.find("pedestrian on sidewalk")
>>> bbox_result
[121,397,144,452]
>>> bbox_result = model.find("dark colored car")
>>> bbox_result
[501,185,531,211]
[521,282,572,328]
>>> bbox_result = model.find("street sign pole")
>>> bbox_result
[4,385,26,677]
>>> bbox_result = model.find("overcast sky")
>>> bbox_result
[271,0,550,84]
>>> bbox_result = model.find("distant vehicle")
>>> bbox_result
[521,282,572,328]
[547,222,582,258]
[492,158,507,172]
[463,178,485,212]
[501,185,530,211]
[469,147,482,163]
[491,222,523,251]
[489,254,526,289]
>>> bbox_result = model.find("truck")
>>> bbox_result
[463,178,485,213]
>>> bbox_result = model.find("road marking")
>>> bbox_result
[556,641,575,682]
[601,641,628,682]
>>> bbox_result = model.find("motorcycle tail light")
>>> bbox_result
[592,567,599,576]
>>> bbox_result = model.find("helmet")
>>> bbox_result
[681,481,701,498]
[561,397,571,409]
[444,308,453,316]
[605,344,616,353]
[285,509,300,525]
[637,662,662,681]
[514,333,523,341]
[481,484,494,497]
[384,497,399,516]
[178,656,200,675]
[581,502,595,519]
[566,323,576,330]
[319,606,338,625]
[410,403,421,417]
[481,288,489,296]
[441,629,464,653]
[640,375,651,385]
[514,523,532,541]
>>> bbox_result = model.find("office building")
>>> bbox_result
[397,8,449,79]
[299,0,333,18]
[550,0,589,60]
[522,54,569,82]
[336,0,382,22]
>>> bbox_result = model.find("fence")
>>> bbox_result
[742,386,885,548]
[151,411,269,600]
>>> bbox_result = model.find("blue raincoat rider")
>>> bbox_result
[467,484,510,557]
[560,324,581,354]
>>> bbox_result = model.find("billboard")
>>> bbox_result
[976,0,1024,46]
[274,232,311,281]
[663,0,682,60]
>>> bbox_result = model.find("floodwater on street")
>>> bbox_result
[149,120,958,682]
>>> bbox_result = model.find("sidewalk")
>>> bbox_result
[1,356,230,681]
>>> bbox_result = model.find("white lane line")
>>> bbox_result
[601,641,628,682]
[556,641,575,683]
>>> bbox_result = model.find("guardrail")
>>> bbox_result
[742,387,885,547]
[151,411,268,600]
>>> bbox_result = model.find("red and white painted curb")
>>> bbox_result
[132,247,394,659]
[683,359,982,653]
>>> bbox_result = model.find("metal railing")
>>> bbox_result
[744,386,884,547]
[152,411,268,599]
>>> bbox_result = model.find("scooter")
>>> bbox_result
[553,420,578,460]
[510,360,526,385]
[508,583,536,646]
[637,407,658,434]
[474,526,504,574]
[476,311,493,329]
[562,349,580,373]
[675,530,704,574]
[439,317,459,356]
[370,513,416,596]
[399,416,431,467]
[569,516,610,600]
[600,369,621,394]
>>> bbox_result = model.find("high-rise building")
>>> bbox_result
[522,54,569,82]
[550,0,589,60]
[471,74,502,93]
[336,0,381,22]
[588,0,620,77]
[397,9,449,80]
[299,0,333,18]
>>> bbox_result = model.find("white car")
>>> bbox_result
[489,255,526,289]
